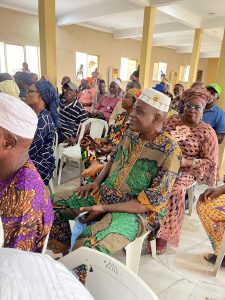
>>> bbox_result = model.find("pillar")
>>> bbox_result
[187,28,203,87]
[215,29,225,177]
[139,6,156,90]
[38,0,57,85]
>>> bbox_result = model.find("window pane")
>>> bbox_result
[120,57,129,81]
[178,66,184,81]
[6,44,24,75]
[128,59,137,79]
[183,65,190,82]
[157,62,167,81]
[25,46,40,75]
[0,42,6,72]
[87,55,98,77]
[76,52,87,79]
[152,63,159,80]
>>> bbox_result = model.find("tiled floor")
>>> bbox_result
[52,164,225,300]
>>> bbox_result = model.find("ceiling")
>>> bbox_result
[0,0,225,58]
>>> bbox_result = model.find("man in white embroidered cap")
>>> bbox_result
[49,88,181,257]
[0,93,53,252]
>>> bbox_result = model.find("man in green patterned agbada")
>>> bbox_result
[49,88,182,255]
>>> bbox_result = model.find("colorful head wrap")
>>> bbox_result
[0,80,20,98]
[35,80,61,128]
[127,88,142,101]
[153,83,165,93]
[182,86,213,106]
[0,92,38,139]
[86,77,95,84]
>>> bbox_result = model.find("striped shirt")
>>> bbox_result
[58,98,88,143]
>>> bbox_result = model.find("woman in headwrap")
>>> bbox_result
[81,88,142,184]
[148,86,219,254]
[26,80,60,185]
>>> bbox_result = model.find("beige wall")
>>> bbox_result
[0,7,219,90]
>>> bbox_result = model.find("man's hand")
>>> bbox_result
[199,187,224,203]
[79,205,105,223]
[74,181,100,199]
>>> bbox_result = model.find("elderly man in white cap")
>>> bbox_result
[49,88,181,256]
[0,93,53,252]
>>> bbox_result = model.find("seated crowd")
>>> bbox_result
[0,63,225,278]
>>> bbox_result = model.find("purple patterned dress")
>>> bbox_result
[0,159,54,252]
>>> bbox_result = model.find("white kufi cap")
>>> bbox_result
[0,93,38,139]
[139,88,171,112]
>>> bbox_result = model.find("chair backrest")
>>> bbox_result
[0,217,3,248]
[77,118,109,145]
[59,247,158,300]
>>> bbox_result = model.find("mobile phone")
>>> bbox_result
[78,211,89,220]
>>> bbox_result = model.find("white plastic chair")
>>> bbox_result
[0,217,4,248]
[213,231,225,276]
[126,233,156,274]
[57,118,108,186]
[42,233,49,254]
[47,179,55,196]
[187,182,196,216]
[59,247,158,300]
[52,131,59,178]
[68,221,155,274]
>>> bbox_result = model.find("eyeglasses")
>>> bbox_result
[28,89,39,94]
[185,103,204,112]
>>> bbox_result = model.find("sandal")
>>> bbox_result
[204,253,217,264]
[147,238,167,255]
[204,253,225,267]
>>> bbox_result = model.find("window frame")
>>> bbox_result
[0,42,40,76]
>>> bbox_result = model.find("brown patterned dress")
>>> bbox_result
[158,115,218,247]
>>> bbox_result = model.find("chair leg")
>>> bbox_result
[188,186,194,216]
[79,158,84,185]
[48,179,55,196]
[57,156,64,186]
[125,233,148,274]
[213,232,225,276]
[126,241,143,274]
[150,239,156,258]
[53,154,59,178]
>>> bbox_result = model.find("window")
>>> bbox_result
[152,62,167,81]
[178,65,190,82]
[0,42,6,72]
[76,52,99,79]
[120,57,137,81]
[0,42,40,76]
[25,46,40,75]
[6,44,24,75]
